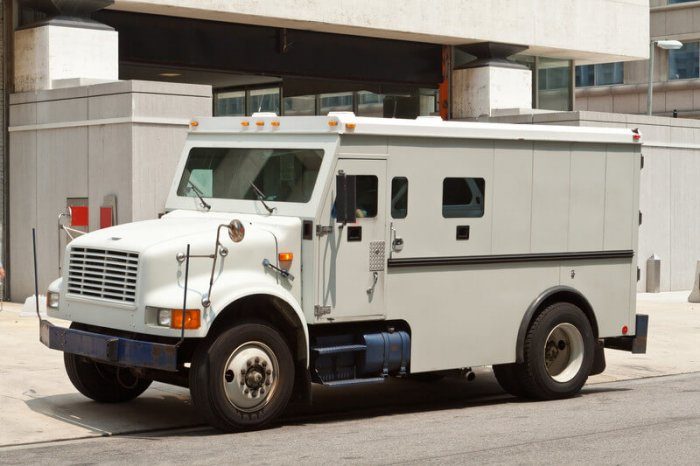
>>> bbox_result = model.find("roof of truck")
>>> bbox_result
[188,112,642,145]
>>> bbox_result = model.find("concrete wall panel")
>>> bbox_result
[638,147,671,292]
[131,125,189,221]
[9,132,37,299]
[36,128,89,285]
[669,148,700,290]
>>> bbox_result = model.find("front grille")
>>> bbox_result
[67,247,139,303]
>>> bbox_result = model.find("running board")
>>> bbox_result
[311,344,367,355]
[322,377,386,387]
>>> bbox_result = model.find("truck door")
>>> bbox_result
[316,158,387,321]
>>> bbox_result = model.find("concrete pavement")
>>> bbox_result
[0,291,698,448]
[3,372,699,465]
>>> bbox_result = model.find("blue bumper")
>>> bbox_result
[40,320,179,372]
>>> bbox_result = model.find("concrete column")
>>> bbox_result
[451,42,532,119]
[8,81,212,301]
[14,1,118,92]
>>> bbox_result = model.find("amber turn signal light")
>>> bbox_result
[170,309,201,329]
[279,252,293,262]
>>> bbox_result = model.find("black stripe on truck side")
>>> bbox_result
[387,250,634,268]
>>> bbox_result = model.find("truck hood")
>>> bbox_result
[67,210,300,254]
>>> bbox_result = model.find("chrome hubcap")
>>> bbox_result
[223,341,278,412]
[544,323,584,383]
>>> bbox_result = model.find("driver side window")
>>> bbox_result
[355,175,378,218]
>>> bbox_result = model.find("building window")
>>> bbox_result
[214,90,245,116]
[247,87,280,115]
[669,42,700,80]
[391,177,408,219]
[668,0,698,4]
[537,58,572,111]
[575,63,624,87]
[442,178,485,218]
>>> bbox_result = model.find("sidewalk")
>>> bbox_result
[1,292,698,447]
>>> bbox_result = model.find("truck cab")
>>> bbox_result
[41,113,648,431]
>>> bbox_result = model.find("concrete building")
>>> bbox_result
[576,0,700,117]
[3,0,656,299]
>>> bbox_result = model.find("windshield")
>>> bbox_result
[176,148,324,203]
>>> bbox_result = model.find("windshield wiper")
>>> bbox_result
[187,180,211,211]
[249,181,275,214]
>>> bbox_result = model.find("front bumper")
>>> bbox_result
[40,320,179,372]
[604,314,649,354]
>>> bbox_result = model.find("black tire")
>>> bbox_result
[189,323,295,432]
[518,302,595,400]
[492,363,526,397]
[64,353,152,403]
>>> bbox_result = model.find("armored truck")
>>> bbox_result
[41,113,648,431]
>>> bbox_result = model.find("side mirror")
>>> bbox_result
[335,171,356,224]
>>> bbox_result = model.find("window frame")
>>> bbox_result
[441,177,486,219]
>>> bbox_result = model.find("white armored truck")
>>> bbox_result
[42,113,648,431]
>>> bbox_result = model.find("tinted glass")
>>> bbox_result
[442,178,485,218]
[177,148,323,203]
[669,42,699,80]
[355,175,378,218]
[391,177,408,219]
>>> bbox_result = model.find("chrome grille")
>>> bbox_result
[67,247,138,303]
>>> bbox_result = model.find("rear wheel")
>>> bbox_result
[189,323,295,432]
[518,302,595,399]
[64,353,152,403]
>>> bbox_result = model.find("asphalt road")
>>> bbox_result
[2,372,699,465]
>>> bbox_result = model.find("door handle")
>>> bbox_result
[366,271,378,295]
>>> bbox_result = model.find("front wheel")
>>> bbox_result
[64,353,152,403]
[518,302,595,399]
[189,323,295,432]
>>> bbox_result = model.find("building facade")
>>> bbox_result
[5,0,651,299]
[576,0,700,116]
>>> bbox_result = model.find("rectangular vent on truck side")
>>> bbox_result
[67,247,138,303]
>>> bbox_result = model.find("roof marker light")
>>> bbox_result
[256,121,265,127]
[271,121,280,127]
[190,120,199,127]
[328,120,339,127]
[345,123,356,130]
[241,121,250,127]
[622,325,629,335]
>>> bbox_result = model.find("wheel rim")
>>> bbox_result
[543,323,584,383]
[222,341,278,412]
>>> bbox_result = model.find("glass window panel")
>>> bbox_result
[669,42,700,80]
[391,177,408,219]
[283,95,316,116]
[177,148,323,203]
[357,91,385,117]
[319,92,353,115]
[442,178,485,218]
[575,65,595,87]
[538,58,572,111]
[247,87,280,115]
[595,62,624,85]
[669,0,697,4]
[419,90,438,116]
[215,90,245,116]
[355,176,378,218]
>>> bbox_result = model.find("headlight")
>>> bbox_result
[155,308,201,329]
[47,291,60,309]
[157,309,172,327]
